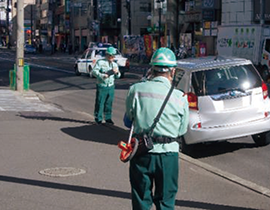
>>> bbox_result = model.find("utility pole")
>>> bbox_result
[260,0,265,26]
[6,0,10,48]
[30,4,33,45]
[175,0,180,48]
[157,0,164,48]
[16,0,24,92]
[158,6,161,48]
[126,0,131,35]
[51,0,56,54]
[71,0,75,53]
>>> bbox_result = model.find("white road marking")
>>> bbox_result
[0,90,62,112]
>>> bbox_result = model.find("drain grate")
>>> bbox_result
[39,167,86,177]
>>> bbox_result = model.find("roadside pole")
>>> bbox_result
[16,0,24,92]
[6,0,10,49]
[260,0,265,26]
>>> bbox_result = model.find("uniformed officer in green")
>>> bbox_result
[124,48,189,210]
[93,46,121,124]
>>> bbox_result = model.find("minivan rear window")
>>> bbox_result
[192,64,262,96]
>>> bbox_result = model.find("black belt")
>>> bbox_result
[152,136,180,143]
[134,134,180,144]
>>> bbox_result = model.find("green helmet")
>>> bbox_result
[150,47,177,68]
[106,47,117,55]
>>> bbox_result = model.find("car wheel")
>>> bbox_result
[120,72,125,78]
[252,131,270,146]
[74,65,81,76]
[179,137,192,154]
[89,66,94,78]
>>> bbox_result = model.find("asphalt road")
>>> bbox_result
[1,48,270,199]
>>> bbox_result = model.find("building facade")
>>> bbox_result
[0,0,11,46]
[5,0,270,56]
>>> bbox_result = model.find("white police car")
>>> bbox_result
[74,43,129,78]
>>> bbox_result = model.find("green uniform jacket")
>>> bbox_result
[92,59,121,87]
[125,76,189,153]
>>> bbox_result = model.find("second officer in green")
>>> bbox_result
[92,46,121,124]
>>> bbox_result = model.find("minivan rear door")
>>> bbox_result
[192,64,266,128]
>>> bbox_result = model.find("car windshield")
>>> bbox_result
[192,64,262,96]
[80,49,91,58]
[95,49,121,57]
[95,50,106,57]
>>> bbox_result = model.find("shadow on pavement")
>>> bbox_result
[184,141,257,159]
[18,113,92,124]
[18,113,129,145]
[0,175,260,210]
[61,124,129,145]
[17,113,260,158]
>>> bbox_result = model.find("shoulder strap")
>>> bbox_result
[148,84,174,137]
[147,70,184,137]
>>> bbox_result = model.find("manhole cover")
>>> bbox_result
[39,167,86,177]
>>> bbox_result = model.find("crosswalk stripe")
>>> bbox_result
[0,90,62,112]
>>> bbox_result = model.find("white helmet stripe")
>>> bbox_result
[155,53,176,65]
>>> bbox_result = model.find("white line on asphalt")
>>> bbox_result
[0,57,73,74]
[25,62,74,74]
[180,153,270,198]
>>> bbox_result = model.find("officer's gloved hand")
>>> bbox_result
[123,113,132,128]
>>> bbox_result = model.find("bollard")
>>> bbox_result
[9,69,16,90]
[9,65,30,91]
[23,65,30,91]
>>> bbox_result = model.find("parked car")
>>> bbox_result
[24,44,36,54]
[74,44,129,78]
[175,56,270,149]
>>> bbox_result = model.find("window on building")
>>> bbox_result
[42,10,47,18]
[74,7,79,16]
[140,2,150,12]
[81,3,88,16]
[265,39,270,53]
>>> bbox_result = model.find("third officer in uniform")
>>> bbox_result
[124,47,189,210]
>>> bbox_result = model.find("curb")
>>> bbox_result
[180,153,270,198]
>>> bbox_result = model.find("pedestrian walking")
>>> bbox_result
[92,46,121,124]
[123,47,189,210]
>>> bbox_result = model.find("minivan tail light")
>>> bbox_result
[262,82,268,100]
[187,92,198,110]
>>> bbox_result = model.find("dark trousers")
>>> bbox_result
[94,85,115,122]
[130,152,179,210]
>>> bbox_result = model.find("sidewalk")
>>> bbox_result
[0,88,269,210]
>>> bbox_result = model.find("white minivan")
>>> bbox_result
[175,56,270,148]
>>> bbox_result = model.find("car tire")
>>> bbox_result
[179,137,193,154]
[89,66,94,78]
[74,65,81,76]
[120,72,125,78]
[252,131,270,146]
